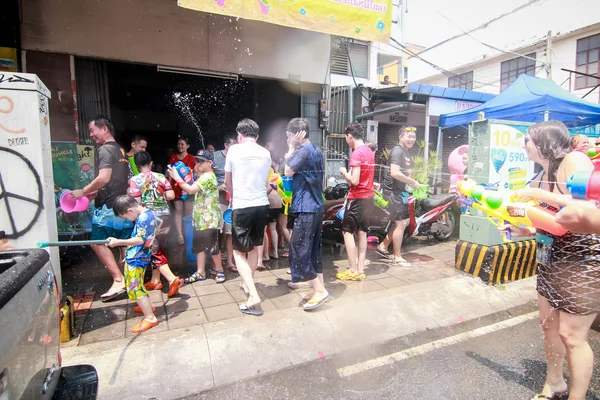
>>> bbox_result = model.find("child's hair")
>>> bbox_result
[134,151,152,168]
[112,195,139,217]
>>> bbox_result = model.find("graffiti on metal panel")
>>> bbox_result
[0,74,34,85]
[0,96,26,134]
[0,147,44,239]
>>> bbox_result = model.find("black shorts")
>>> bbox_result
[192,228,220,255]
[342,198,373,233]
[286,212,295,231]
[231,205,269,252]
[268,208,281,223]
[385,191,409,221]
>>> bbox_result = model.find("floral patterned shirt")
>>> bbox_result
[125,210,158,268]
[192,171,221,231]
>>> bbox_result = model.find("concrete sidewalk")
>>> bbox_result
[60,240,538,400]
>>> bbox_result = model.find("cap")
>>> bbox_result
[195,149,214,162]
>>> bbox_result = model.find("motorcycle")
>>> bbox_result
[322,179,459,246]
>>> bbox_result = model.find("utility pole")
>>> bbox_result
[545,30,552,79]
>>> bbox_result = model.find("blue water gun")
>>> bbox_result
[169,161,195,200]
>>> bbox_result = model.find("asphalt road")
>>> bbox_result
[182,305,600,400]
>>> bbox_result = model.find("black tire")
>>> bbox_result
[432,210,457,241]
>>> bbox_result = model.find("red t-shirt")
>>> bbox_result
[169,153,196,199]
[347,144,375,199]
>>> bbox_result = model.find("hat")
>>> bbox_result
[195,149,214,162]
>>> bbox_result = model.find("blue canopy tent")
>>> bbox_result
[440,74,600,128]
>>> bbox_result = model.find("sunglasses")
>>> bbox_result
[403,127,416,132]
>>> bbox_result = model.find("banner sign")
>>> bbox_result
[178,0,392,43]
[487,123,534,191]
[51,142,95,235]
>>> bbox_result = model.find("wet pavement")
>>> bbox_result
[60,238,463,346]
[182,304,600,400]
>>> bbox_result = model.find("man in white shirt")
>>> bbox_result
[225,118,271,316]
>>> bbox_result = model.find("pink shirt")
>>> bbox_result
[348,145,375,199]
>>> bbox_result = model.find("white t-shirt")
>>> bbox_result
[224,141,271,210]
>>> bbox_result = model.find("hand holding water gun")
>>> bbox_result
[373,190,389,209]
[566,160,600,202]
[457,179,568,241]
[269,171,292,214]
[168,161,195,200]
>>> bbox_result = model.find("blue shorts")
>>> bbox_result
[91,205,134,241]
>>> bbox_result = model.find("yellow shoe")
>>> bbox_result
[336,270,357,281]
[352,273,367,281]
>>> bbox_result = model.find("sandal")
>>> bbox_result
[375,248,392,258]
[280,252,289,258]
[184,272,206,284]
[100,286,126,302]
[336,270,357,281]
[352,273,367,281]
[303,294,331,311]
[225,265,238,273]
[391,258,412,268]
[131,318,159,333]
[144,281,164,291]
[133,305,157,313]
[215,271,226,283]
[167,278,184,297]
[239,303,264,316]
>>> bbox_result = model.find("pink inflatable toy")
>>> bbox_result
[448,145,469,190]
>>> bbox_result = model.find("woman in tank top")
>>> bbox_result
[498,121,599,400]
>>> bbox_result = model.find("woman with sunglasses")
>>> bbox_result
[498,120,599,400]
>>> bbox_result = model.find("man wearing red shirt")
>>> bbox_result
[337,122,375,281]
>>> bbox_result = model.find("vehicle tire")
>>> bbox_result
[432,210,456,241]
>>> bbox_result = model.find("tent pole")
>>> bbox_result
[433,126,443,192]
[424,98,430,179]
[544,111,549,121]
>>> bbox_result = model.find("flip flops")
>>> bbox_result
[375,248,392,259]
[144,281,164,291]
[239,303,264,316]
[391,258,412,268]
[303,294,331,311]
[131,318,159,333]
[100,286,126,302]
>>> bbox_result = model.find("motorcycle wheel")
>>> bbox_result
[432,210,457,241]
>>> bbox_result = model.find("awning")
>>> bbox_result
[178,0,392,43]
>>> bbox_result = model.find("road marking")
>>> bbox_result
[336,311,538,378]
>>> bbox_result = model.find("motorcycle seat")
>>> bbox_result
[420,193,458,211]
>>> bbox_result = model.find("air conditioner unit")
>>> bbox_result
[366,120,378,143]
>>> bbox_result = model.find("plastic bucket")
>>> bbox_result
[59,190,90,213]
[336,207,345,221]
[282,176,293,192]
[183,216,196,261]
[223,208,232,224]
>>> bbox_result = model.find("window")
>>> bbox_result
[448,71,473,90]
[330,36,369,78]
[575,33,600,90]
[500,53,536,91]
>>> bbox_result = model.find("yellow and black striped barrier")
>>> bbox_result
[455,240,537,284]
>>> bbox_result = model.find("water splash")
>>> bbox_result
[172,92,205,149]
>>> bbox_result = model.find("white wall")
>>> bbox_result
[20,0,330,84]
[408,0,600,83]
[413,26,600,103]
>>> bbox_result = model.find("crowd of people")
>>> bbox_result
[69,115,599,399]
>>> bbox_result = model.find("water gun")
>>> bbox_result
[169,161,195,200]
[269,172,292,214]
[457,179,568,241]
[374,190,389,209]
[566,161,600,201]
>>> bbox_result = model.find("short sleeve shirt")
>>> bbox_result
[224,142,271,210]
[128,171,172,216]
[213,150,229,205]
[286,143,324,213]
[347,145,375,199]
[169,153,196,199]
[95,142,130,209]
[125,210,158,268]
[383,145,414,195]
[192,171,221,231]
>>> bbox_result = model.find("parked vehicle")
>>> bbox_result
[322,179,459,245]
[0,247,98,399]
